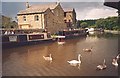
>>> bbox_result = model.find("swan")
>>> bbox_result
[116,54,120,59]
[97,59,107,70]
[112,54,120,67]
[67,54,82,65]
[112,58,118,67]
[43,54,52,61]
[83,47,93,52]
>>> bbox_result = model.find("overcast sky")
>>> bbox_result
[2,1,118,21]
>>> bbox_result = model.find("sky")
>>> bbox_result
[1,1,118,21]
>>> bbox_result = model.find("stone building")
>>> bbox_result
[63,8,77,29]
[17,2,66,34]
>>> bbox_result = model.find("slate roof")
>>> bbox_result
[18,3,58,15]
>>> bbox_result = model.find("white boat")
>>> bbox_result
[85,28,94,35]
[87,28,94,32]
[56,36,65,45]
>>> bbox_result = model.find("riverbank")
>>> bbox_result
[104,30,120,34]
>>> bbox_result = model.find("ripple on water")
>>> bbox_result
[3,33,119,76]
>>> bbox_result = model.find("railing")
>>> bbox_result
[0,28,45,35]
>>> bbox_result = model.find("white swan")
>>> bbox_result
[112,58,118,67]
[83,47,93,52]
[116,54,120,59]
[43,54,52,61]
[67,54,82,65]
[112,54,120,67]
[97,59,107,70]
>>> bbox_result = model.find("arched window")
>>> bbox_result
[23,16,26,21]
[35,15,39,21]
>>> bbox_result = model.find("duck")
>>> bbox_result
[83,47,93,52]
[112,58,118,67]
[67,54,82,65]
[97,59,107,70]
[43,54,52,61]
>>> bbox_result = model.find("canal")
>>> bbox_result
[2,32,119,76]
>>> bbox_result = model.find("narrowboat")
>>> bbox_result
[58,29,87,39]
[2,32,54,48]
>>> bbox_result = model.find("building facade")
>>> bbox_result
[17,3,77,34]
[17,3,66,34]
[63,8,77,29]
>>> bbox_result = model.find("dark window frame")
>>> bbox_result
[35,15,39,21]
[23,16,26,21]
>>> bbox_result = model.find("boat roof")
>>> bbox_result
[55,36,65,38]
[104,0,120,9]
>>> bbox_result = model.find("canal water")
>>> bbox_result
[2,32,119,76]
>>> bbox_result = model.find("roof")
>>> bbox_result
[18,3,58,15]
[55,36,65,38]
[104,0,120,9]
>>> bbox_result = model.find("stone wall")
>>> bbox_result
[64,9,76,28]
[17,3,67,34]
[44,4,66,34]
[17,13,45,29]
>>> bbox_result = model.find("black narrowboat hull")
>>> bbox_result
[2,33,54,48]
[2,39,54,48]
[58,29,88,39]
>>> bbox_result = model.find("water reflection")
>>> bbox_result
[3,32,119,76]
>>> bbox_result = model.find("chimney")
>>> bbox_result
[56,0,60,5]
[26,2,30,8]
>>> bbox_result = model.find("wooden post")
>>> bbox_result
[118,2,120,75]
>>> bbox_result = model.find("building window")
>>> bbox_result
[64,12,66,17]
[23,16,26,21]
[53,19,54,23]
[69,20,71,22]
[64,20,67,23]
[35,15,39,21]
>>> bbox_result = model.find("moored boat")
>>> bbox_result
[58,29,87,39]
[55,36,65,45]
[2,32,54,48]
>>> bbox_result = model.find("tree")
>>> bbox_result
[2,15,18,29]
[80,22,88,28]
[95,18,105,28]
[77,16,118,30]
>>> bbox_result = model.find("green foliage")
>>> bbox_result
[80,22,88,28]
[2,15,18,29]
[95,17,118,30]
[89,25,96,28]
[77,16,119,30]
[77,20,96,28]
